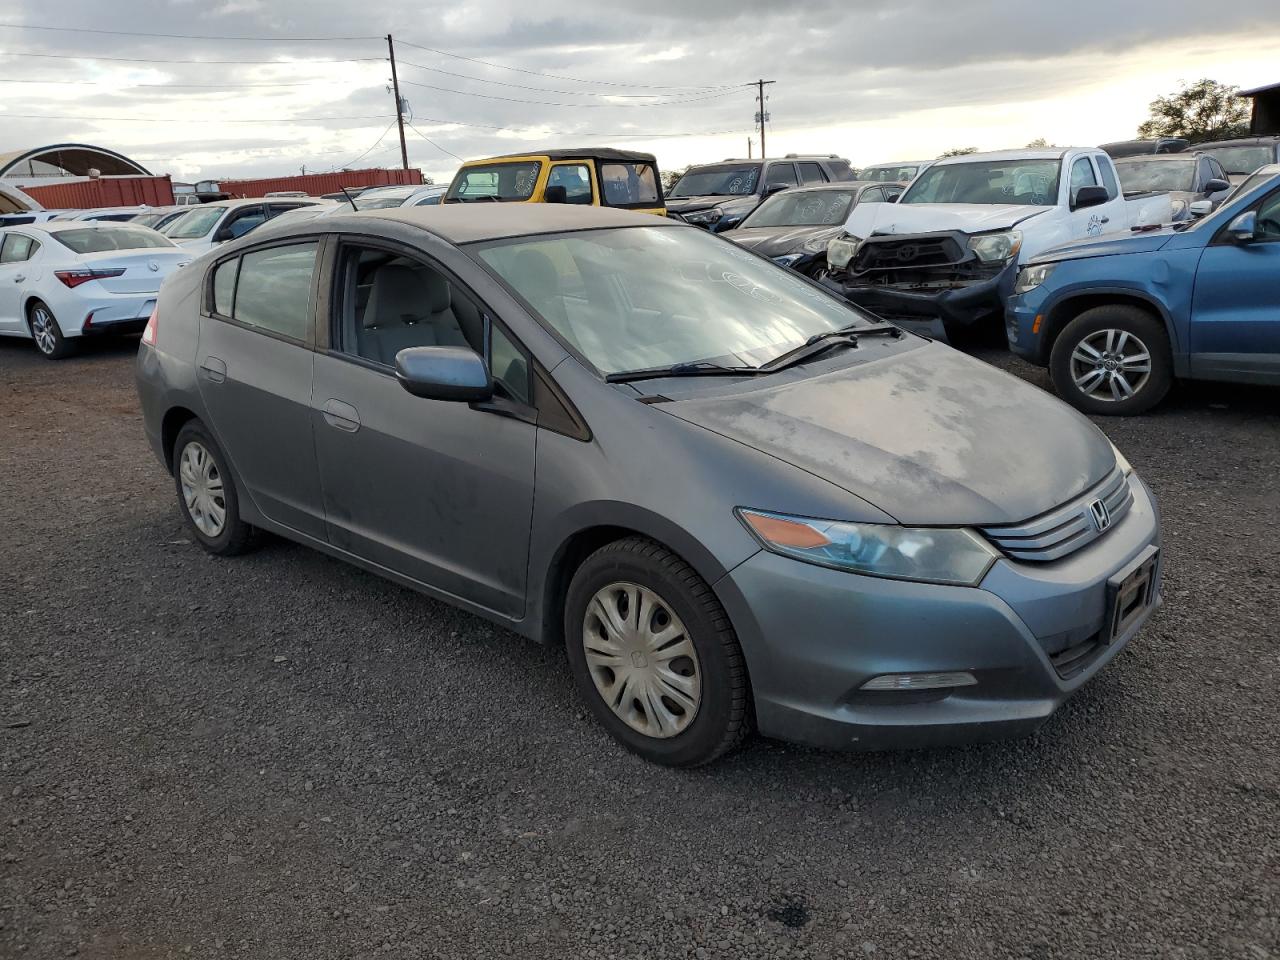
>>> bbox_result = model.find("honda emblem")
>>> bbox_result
[1088,498,1111,532]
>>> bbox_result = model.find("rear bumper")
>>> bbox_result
[831,259,1017,336]
[73,294,159,337]
[715,474,1162,751]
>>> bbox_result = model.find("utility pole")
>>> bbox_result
[387,34,409,170]
[754,79,775,158]
[747,136,753,159]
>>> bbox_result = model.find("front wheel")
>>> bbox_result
[564,538,751,767]
[1049,306,1172,416]
[28,301,74,360]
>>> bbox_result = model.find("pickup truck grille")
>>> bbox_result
[980,468,1133,563]
[851,232,967,272]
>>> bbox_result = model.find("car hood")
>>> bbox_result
[729,225,842,256]
[845,201,1051,239]
[660,342,1114,526]
[1029,228,1179,265]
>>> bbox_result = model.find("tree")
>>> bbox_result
[1025,137,1050,148]
[1137,79,1250,144]
[938,147,978,159]
[662,165,689,192]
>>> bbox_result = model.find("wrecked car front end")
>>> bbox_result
[825,229,1020,338]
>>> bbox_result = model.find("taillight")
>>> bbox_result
[141,305,158,347]
[54,268,126,289]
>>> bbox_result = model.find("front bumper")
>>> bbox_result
[831,259,1018,337]
[1005,284,1054,365]
[716,474,1161,751]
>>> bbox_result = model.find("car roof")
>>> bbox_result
[863,160,928,167]
[1113,153,1200,163]
[20,219,157,234]
[1197,136,1280,147]
[774,181,887,192]
[935,149,1072,166]
[322,204,675,244]
[194,197,320,209]
[481,147,657,163]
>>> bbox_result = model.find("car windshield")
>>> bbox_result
[862,165,916,182]
[901,159,1061,206]
[1200,145,1274,176]
[742,190,855,227]
[53,226,176,253]
[131,213,164,227]
[1115,159,1196,193]
[475,225,875,375]
[161,207,224,239]
[447,162,542,202]
[354,195,412,210]
[669,165,761,198]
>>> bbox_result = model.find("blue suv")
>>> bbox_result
[1007,165,1280,415]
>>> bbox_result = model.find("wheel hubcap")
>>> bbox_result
[1069,328,1152,402]
[31,308,56,355]
[582,582,701,739]
[179,442,227,537]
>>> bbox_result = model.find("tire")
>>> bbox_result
[1049,305,1172,416]
[28,300,74,360]
[564,537,751,767]
[173,421,257,556]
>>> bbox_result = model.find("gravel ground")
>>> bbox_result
[2,335,1277,960]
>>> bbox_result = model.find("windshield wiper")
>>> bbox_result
[605,360,769,384]
[759,324,903,372]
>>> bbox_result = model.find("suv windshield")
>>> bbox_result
[1115,158,1196,193]
[901,159,1060,206]
[475,225,875,375]
[54,226,176,253]
[1200,145,1274,176]
[447,162,542,202]
[669,164,761,198]
[742,189,855,227]
[162,207,224,239]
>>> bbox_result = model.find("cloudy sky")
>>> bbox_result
[2,0,1279,185]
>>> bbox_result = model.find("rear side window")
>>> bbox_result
[599,162,660,207]
[0,234,38,263]
[797,162,827,184]
[213,242,318,342]
[766,163,799,188]
[826,159,855,181]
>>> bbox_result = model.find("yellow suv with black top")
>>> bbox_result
[443,149,666,216]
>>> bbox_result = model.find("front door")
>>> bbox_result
[1189,186,1280,384]
[196,241,328,538]
[310,240,537,618]
[0,232,39,334]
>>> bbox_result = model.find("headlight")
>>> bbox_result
[683,209,722,225]
[969,230,1023,264]
[827,234,863,270]
[1110,442,1133,477]
[1014,262,1056,295]
[1170,199,1189,220]
[738,509,999,587]
[771,253,804,268]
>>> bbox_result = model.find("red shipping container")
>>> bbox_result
[23,176,175,209]
[218,167,424,198]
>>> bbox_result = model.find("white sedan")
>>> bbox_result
[0,221,192,359]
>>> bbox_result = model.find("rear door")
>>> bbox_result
[1189,185,1280,383]
[196,240,327,537]
[310,236,537,618]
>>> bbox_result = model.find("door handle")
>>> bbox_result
[13,274,24,283]
[1099,217,1110,224]
[322,398,360,433]
[199,356,227,383]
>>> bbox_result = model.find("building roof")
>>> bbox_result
[0,143,151,179]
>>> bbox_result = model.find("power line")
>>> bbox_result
[0,23,381,42]
[396,77,746,108]
[395,38,735,91]
[406,121,463,162]
[328,120,399,172]
[0,50,383,65]
[1,112,395,124]
[0,76,365,88]
[408,113,752,139]
[396,58,724,99]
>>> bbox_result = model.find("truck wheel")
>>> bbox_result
[1049,306,1172,416]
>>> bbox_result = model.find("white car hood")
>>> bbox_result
[844,202,1050,239]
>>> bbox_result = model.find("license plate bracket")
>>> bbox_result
[1105,546,1159,643]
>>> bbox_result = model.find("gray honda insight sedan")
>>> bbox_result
[136,205,1162,766]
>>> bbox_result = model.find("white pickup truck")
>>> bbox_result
[824,148,1173,339]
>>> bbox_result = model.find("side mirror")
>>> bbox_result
[764,182,790,197]
[395,346,493,402]
[1225,211,1257,243]
[1203,178,1230,195]
[1071,185,1109,210]
[213,226,234,243]
[1188,199,1213,218]
[544,185,568,204]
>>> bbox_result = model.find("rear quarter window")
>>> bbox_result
[212,242,318,342]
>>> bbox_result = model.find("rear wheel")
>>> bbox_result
[1049,306,1172,416]
[564,537,750,767]
[173,421,256,556]
[28,301,74,360]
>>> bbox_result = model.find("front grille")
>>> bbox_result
[980,468,1133,563]
[853,234,965,272]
